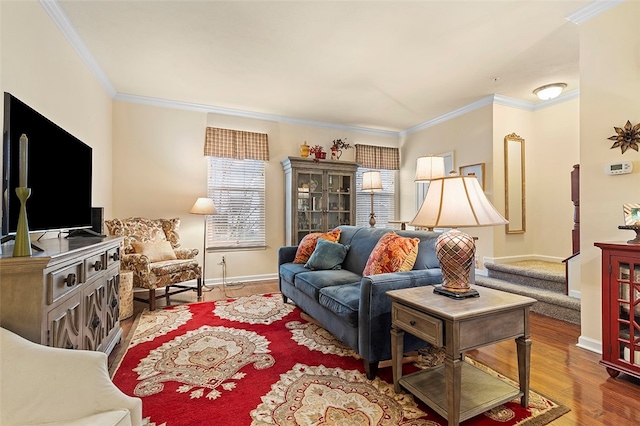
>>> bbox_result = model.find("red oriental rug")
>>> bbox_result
[112,293,569,426]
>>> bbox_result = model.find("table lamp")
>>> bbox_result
[415,155,446,181]
[410,175,507,297]
[190,197,217,285]
[362,170,383,228]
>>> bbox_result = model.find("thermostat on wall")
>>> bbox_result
[605,161,633,175]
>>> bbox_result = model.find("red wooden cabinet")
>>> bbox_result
[595,241,640,379]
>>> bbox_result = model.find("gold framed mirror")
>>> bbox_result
[504,133,526,234]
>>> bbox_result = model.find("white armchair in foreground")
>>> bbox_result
[0,327,142,426]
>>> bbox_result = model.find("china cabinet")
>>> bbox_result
[281,156,359,245]
[594,241,640,379]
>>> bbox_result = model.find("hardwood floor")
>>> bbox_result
[109,281,640,425]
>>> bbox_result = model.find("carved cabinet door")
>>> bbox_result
[47,295,82,350]
[82,277,106,351]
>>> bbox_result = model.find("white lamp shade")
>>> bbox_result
[533,83,567,100]
[190,197,217,215]
[410,176,507,228]
[362,170,383,191]
[415,156,446,181]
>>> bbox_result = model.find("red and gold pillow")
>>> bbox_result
[362,232,420,276]
[293,229,342,264]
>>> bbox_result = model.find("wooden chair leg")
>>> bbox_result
[197,277,203,301]
[149,289,156,311]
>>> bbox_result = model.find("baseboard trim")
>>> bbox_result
[577,335,602,354]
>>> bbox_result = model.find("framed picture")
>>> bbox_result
[623,203,640,225]
[459,163,485,190]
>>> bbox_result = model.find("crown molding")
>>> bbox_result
[565,0,624,25]
[114,93,400,137]
[40,0,116,97]
[400,95,495,137]
[532,89,580,110]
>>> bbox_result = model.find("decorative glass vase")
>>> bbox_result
[300,141,310,158]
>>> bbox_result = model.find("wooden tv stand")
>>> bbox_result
[0,236,123,355]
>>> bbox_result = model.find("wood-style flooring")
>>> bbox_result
[109,281,640,425]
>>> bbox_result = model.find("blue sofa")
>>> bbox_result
[278,225,443,379]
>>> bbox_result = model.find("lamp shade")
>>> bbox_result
[533,83,567,101]
[410,176,507,228]
[415,155,446,181]
[362,170,383,191]
[190,197,217,215]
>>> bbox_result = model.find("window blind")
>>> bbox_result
[207,157,266,249]
[356,168,395,228]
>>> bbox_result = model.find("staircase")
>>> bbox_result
[474,261,580,324]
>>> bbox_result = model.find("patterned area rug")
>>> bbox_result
[112,293,569,425]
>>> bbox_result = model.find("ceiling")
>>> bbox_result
[54,0,602,133]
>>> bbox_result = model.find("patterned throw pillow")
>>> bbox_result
[293,229,342,264]
[304,238,350,270]
[362,232,420,276]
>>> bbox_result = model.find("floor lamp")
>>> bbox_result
[410,175,507,297]
[190,197,217,287]
[362,170,383,228]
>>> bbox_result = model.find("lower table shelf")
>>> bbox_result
[399,361,523,422]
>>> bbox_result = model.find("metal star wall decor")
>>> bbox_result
[608,120,640,154]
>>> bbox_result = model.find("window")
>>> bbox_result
[356,168,395,228]
[207,156,266,249]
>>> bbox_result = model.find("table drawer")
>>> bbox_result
[85,252,105,281]
[106,246,120,268]
[47,262,84,304]
[392,303,443,346]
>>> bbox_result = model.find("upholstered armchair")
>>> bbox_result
[0,327,143,426]
[105,217,202,310]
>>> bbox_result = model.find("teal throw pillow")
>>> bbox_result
[304,238,350,270]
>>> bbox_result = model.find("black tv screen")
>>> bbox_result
[2,92,93,235]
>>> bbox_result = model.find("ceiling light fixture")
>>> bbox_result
[533,83,567,101]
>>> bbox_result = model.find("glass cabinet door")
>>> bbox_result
[296,172,324,242]
[326,173,352,230]
[616,260,640,368]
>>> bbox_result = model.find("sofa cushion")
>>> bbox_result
[294,269,361,300]
[362,232,420,276]
[131,241,177,262]
[293,229,342,264]
[318,283,361,327]
[279,262,309,283]
[304,239,350,270]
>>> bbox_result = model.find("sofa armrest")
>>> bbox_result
[0,328,143,426]
[357,269,442,362]
[175,247,198,259]
[120,253,151,272]
[278,245,298,266]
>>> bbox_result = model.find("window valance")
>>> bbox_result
[204,127,269,161]
[355,144,399,170]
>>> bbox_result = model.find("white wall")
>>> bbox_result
[112,101,397,282]
[399,106,496,268]
[1,1,113,223]
[578,2,640,352]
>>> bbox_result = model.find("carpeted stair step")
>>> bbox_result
[484,262,566,294]
[474,275,580,324]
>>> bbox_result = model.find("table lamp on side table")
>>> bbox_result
[190,197,217,286]
[410,175,507,298]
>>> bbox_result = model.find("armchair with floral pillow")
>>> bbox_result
[104,217,202,310]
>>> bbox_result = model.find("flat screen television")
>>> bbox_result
[2,92,93,236]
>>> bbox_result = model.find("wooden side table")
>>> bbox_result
[387,285,536,426]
